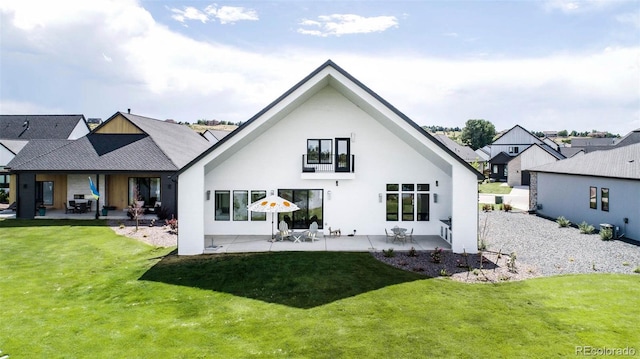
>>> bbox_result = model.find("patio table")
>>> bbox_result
[291,231,306,243]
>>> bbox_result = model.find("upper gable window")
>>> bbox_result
[508,146,519,154]
[307,139,332,164]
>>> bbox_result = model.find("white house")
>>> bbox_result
[488,125,563,182]
[176,60,483,255]
[507,143,565,187]
[529,143,639,242]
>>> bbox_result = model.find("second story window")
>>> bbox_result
[307,139,332,164]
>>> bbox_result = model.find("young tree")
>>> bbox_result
[461,119,496,150]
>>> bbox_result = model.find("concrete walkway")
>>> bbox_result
[204,234,449,254]
[479,185,530,211]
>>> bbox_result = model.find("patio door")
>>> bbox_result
[278,189,323,230]
[335,138,350,172]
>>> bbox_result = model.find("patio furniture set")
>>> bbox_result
[275,221,319,243]
[64,200,92,214]
[385,226,414,244]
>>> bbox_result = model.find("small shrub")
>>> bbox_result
[578,221,595,234]
[481,203,493,212]
[119,223,125,229]
[472,268,480,276]
[622,262,630,266]
[439,268,449,276]
[407,247,418,257]
[502,203,512,212]
[599,227,613,241]
[478,238,487,251]
[165,215,178,234]
[634,267,640,274]
[556,216,571,227]
[382,248,395,258]
[430,247,443,263]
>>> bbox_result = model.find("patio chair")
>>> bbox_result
[87,200,92,212]
[305,221,319,242]
[64,202,74,214]
[278,220,292,241]
[405,228,414,243]
[385,229,396,243]
[69,200,76,213]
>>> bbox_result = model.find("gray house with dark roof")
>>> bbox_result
[529,143,640,242]
[7,111,211,219]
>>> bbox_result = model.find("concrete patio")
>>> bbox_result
[203,234,450,254]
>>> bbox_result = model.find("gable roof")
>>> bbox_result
[433,134,484,163]
[177,60,483,179]
[0,115,89,140]
[489,151,513,164]
[492,124,543,145]
[8,112,212,172]
[521,143,565,160]
[96,112,212,168]
[529,143,640,180]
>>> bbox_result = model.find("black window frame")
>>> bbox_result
[601,188,609,212]
[307,139,332,164]
[214,190,230,221]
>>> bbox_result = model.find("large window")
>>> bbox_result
[0,174,9,191]
[307,139,332,164]
[36,181,53,205]
[589,187,597,209]
[278,189,323,229]
[129,177,160,206]
[387,183,430,222]
[215,191,230,221]
[233,190,248,221]
[250,190,267,221]
[601,188,609,212]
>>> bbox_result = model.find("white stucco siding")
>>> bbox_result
[201,86,454,238]
[536,173,639,242]
[451,165,479,253]
[178,164,206,255]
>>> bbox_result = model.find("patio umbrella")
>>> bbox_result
[247,195,300,240]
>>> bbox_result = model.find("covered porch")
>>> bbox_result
[202,234,450,254]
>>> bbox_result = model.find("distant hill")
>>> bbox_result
[189,124,238,133]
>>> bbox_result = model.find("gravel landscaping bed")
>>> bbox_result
[373,211,640,282]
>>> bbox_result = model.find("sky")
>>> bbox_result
[1,0,639,135]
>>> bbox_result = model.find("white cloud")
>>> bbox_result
[0,1,637,135]
[297,14,398,37]
[542,0,617,13]
[171,6,209,23]
[169,4,258,25]
[207,5,259,24]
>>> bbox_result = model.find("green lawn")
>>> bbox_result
[479,182,513,194]
[1,220,638,358]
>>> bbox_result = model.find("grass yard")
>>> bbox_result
[1,220,639,358]
[479,181,513,194]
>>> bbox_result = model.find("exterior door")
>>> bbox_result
[335,138,350,172]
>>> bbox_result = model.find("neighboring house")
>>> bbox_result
[0,115,90,203]
[507,143,565,186]
[529,143,639,242]
[487,125,563,183]
[176,60,483,255]
[433,134,486,174]
[559,147,585,158]
[7,111,211,218]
